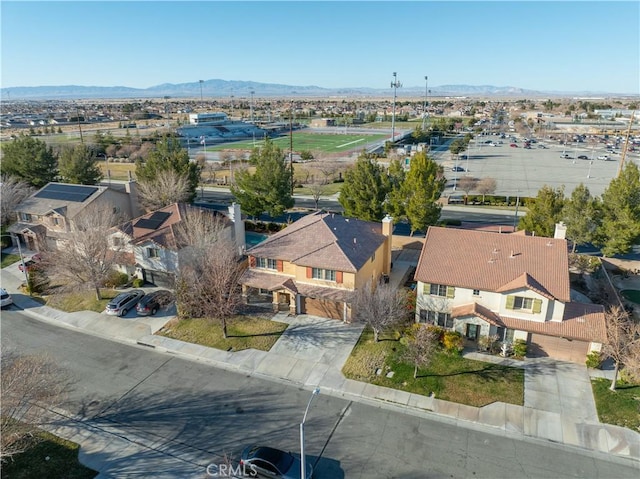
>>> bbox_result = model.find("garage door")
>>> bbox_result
[302,297,343,320]
[529,334,589,363]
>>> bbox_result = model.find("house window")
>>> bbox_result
[505,295,542,313]
[22,213,32,222]
[147,247,159,258]
[256,257,277,270]
[419,309,453,328]
[371,251,375,262]
[53,217,60,226]
[312,268,336,282]
[473,289,480,296]
[430,284,448,296]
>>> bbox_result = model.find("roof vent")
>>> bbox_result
[509,250,516,258]
[546,240,553,246]
[492,248,499,254]
[577,318,585,323]
[488,258,495,263]
[353,237,357,244]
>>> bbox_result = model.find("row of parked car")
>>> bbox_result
[105,289,173,317]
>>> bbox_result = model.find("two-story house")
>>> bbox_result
[110,203,244,288]
[9,182,137,251]
[414,226,606,363]
[240,211,393,321]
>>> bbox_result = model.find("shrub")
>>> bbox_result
[132,278,145,288]
[103,270,129,288]
[585,351,602,369]
[443,330,463,354]
[512,339,528,358]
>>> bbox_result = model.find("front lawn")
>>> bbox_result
[158,316,288,352]
[1,252,21,268]
[44,289,120,313]
[342,328,524,407]
[1,429,97,479]
[591,378,640,431]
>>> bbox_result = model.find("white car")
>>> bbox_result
[0,288,13,308]
[597,155,610,161]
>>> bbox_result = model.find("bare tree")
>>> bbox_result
[137,169,191,212]
[457,176,479,204]
[0,174,34,226]
[317,161,341,185]
[308,175,328,210]
[174,207,245,338]
[403,324,440,378]
[1,349,67,463]
[350,281,409,342]
[43,203,129,300]
[476,177,497,204]
[602,306,640,391]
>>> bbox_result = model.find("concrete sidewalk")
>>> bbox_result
[2,264,639,477]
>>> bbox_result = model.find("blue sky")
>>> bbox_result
[2,1,639,94]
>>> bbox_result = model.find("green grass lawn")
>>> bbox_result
[1,430,97,479]
[343,328,524,407]
[591,378,640,431]
[211,131,388,154]
[44,289,120,313]
[1,252,21,268]
[158,316,288,352]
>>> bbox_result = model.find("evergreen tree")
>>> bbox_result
[135,135,200,202]
[58,145,103,185]
[597,163,640,256]
[518,185,566,237]
[562,184,601,252]
[402,152,446,235]
[231,138,293,218]
[0,135,58,188]
[338,152,389,221]
[384,159,407,220]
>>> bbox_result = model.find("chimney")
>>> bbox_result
[381,215,393,275]
[554,222,567,239]
[228,202,246,254]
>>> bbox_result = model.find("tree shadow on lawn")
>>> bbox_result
[227,331,284,338]
[417,363,517,381]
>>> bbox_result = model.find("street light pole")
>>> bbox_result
[2,234,30,296]
[199,80,204,103]
[422,75,428,131]
[300,387,320,479]
[250,90,255,123]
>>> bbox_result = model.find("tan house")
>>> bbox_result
[414,226,606,363]
[9,182,137,251]
[240,211,393,320]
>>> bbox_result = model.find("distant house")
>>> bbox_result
[110,203,245,288]
[310,118,336,127]
[413,225,606,363]
[239,211,393,320]
[9,182,138,251]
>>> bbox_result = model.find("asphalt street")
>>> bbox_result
[3,310,638,479]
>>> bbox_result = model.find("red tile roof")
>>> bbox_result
[452,301,606,342]
[415,227,571,302]
[246,211,386,273]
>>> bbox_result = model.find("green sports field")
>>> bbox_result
[210,131,388,154]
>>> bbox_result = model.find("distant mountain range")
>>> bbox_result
[0,79,627,100]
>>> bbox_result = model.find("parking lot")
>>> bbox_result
[435,134,639,198]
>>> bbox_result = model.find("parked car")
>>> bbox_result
[0,288,13,308]
[451,166,465,172]
[510,143,518,148]
[105,290,145,316]
[577,155,589,160]
[560,153,572,159]
[537,144,548,149]
[597,155,610,161]
[18,254,42,272]
[240,445,313,479]
[136,290,173,316]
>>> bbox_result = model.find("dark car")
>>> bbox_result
[451,166,465,172]
[136,290,173,316]
[577,155,589,160]
[105,289,145,316]
[510,143,518,148]
[240,445,313,479]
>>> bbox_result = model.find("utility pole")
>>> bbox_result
[76,107,83,144]
[617,110,635,177]
[390,72,402,143]
[290,100,294,195]
[422,75,428,131]
[250,90,255,123]
[199,80,204,103]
